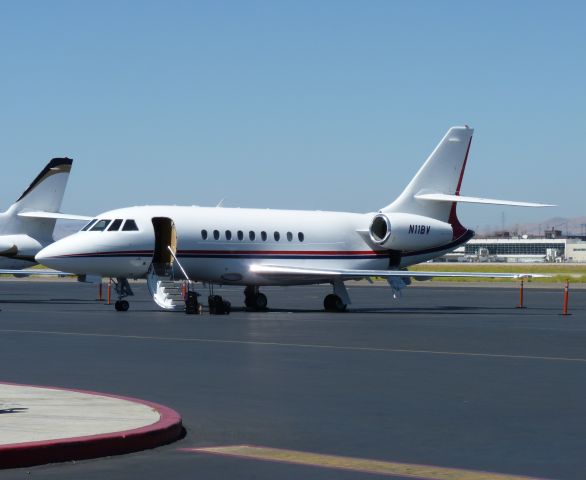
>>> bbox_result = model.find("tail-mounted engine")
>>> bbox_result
[369,213,453,252]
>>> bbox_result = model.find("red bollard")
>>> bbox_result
[516,279,526,309]
[181,283,186,299]
[97,283,103,302]
[107,279,112,305]
[561,280,571,316]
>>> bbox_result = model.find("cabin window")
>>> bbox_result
[225,230,232,240]
[201,229,208,240]
[237,230,244,241]
[213,230,220,240]
[122,219,139,231]
[261,231,267,241]
[298,232,304,242]
[81,219,98,231]
[90,219,112,232]
[249,231,256,241]
[107,219,123,231]
[286,231,293,241]
[274,231,280,241]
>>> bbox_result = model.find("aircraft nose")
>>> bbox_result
[35,240,70,270]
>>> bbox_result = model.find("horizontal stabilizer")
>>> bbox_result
[250,264,550,280]
[18,211,92,221]
[414,193,555,208]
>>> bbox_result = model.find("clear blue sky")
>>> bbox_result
[0,0,583,231]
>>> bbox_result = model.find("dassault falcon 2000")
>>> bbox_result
[36,126,553,312]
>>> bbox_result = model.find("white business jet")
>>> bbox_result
[0,158,90,276]
[36,127,553,312]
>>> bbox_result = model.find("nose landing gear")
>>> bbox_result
[111,278,134,312]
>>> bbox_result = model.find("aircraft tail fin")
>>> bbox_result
[381,126,552,239]
[381,126,473,226]
[14,158,73,212]
[1,158,74,240]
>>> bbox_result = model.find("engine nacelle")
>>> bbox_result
[369,213,453,252]
[0,234,43,258]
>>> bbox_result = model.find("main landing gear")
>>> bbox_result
[112,278,134,312]
[244,286,268,311]
[323,294,346,312]
[323,280,350,312]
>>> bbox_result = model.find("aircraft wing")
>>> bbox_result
[0,268,71,276]
[249,264,550,280]
[17,211,92,221]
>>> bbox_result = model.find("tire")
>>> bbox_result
[324,294,345,312]
[115,300,129,312]
[254,293,268,310]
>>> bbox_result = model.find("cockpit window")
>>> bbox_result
[81,219,98,231]
[122,219,139,231]
[90,219,112,232]
[108,219,123,231]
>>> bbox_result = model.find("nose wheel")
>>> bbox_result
[111,278,134,312]
[114,300,130,312]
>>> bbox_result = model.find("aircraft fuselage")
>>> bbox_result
[36,205,462,285]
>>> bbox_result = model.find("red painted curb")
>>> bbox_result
[0,381,184,469]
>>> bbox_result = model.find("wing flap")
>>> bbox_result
[250,264,549,279]
[414,193,555,208]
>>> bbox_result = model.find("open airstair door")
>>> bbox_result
[147,217,185,311]
[152,217,177,274]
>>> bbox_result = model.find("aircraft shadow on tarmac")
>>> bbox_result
[0,407,28,414]
[0,299,565,315]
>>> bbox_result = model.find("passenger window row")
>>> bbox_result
[81,219,139,232]
[201,229,305,242]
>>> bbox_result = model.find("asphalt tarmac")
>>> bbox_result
[0,280,584,479]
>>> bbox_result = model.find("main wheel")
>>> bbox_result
[324,294,346,312]
[245,292,268,310]
[254,293,268,310]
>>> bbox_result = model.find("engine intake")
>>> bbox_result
[368,213,453,252]
[369,214,391,244]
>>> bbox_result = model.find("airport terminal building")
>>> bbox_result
[443,236,586,263]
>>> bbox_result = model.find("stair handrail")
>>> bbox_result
[167,246,194,286]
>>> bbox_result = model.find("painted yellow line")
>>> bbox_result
[0,328,585,363]
[186,445,544,480]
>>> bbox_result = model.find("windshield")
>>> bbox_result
[90,219,112,232]
[81,219,98,231]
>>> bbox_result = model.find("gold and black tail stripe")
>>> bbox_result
[17,158,73,202]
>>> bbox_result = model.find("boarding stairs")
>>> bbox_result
[146,246,197,312]
[146,265,186,311]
